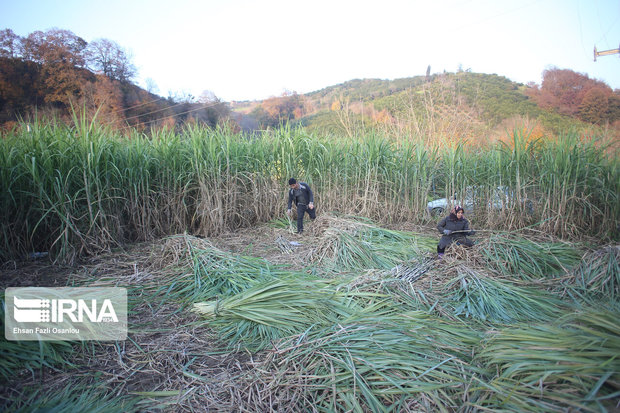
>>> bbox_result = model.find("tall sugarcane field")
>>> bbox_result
[1,120,619,412]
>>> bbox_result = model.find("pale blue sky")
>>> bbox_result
[1,0,619,101]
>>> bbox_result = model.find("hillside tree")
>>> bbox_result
[86,38,135,82]
[0,29,20,58]
[19,29,88,106]
[255,91,307,127]
[198,90,231,127]
[530,68,610,119]
[19,29,87,66]
[79,74,124,126]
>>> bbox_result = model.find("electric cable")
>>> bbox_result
[117,100,224,131]
[110,95,169,114]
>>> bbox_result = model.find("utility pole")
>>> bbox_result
[593,43,620,61]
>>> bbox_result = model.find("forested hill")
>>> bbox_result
[373,73,540,125]
[287,70,620,138]
[0,28,230,130]
[305,77,426,105]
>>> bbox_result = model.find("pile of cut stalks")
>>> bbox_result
[188,215,620,412]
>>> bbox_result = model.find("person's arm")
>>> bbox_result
[437,217,447,233]
[306,184,314,208]
[287,190,293,211]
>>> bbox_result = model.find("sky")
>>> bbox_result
[1,0,619,102]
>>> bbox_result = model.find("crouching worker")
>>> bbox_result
[286,178,316,234]
[436,206,475,258]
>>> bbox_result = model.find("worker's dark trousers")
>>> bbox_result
[296,204,316,233]
[437,236,474,253]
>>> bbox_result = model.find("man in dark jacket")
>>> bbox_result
[436,205,475,258]
[287,178,316,234]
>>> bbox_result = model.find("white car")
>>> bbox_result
[427,186,532,216]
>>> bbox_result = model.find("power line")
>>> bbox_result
[576,0,589,60]
[86,97,180,126]
[111,95,169,114]
[121,99,199,122]
[117,100,223,131]
[595,15,620,46]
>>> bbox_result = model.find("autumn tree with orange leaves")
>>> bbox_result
[527,67,620,125]
[21,29,89,106]
[251,91,307,128]
[0,28,169,129]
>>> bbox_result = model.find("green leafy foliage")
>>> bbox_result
[305,77,425,103]
[445,268,565,323]
[481,235,582,280]
[193,276,362,350]
[474,310,620,411]
[0,296,74,382]
[4,381,139,412]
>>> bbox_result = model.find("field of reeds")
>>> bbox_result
[0,119,617,264]
[0,119,619,412]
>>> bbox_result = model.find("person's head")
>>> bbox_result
[454,206,464,219]
[288,178,299,189]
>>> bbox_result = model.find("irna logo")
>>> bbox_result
[13,296,119,323]
[5,287,127,341]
